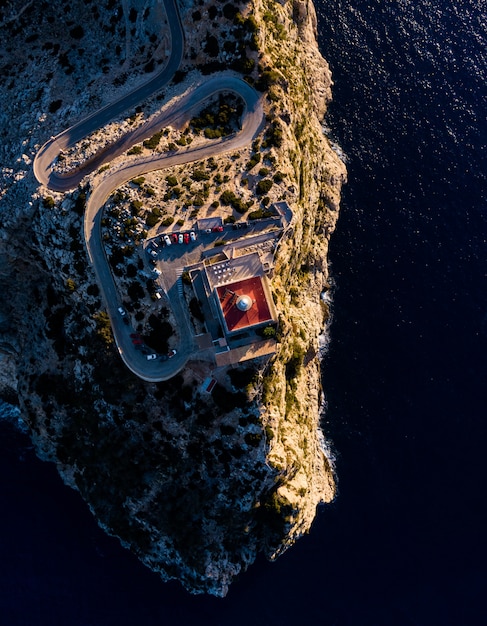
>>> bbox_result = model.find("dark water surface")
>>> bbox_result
[1,0,486,624]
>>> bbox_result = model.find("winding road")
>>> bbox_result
[33,0,264,382]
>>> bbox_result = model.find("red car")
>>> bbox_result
[132,338,143,345]
[171,233,178,243]
[183,233,190,244]
[212,226,223,232]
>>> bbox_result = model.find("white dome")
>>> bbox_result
[236,295,253,311]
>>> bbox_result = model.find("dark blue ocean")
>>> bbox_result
[1,0,486,623]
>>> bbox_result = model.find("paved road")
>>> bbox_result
[33,0,184,189]
[33,2,264,382]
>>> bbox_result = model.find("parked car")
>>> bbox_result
[190,231,197,242]
[171,233,178,243]
[152,268,162,276]
[183,233,190,244]
[212,225,223,232]
[148,248,157,258]
[168,349,177,359]
[132,338,143,345]
[164,234,171,246]
[146,353,158,360]
[178,233,184,244]
[117,306,127,317]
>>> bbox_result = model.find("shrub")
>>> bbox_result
[262,326,276,339]
[212,384,247,411]
[131,176,145,186]
[66,278,76,292]
[166,175,178,187]
[127,145,143,155]
[204,128,222,139]
[256,179,273,195]
[223,3,239,19]
[145,213,159,228]
[245,432,262,447]
[93,311,113,346]
[43,196,55,209]
[246,153,261,170]
[161,216,174,227]
[205,34,219,58]
[69,25,84,39]
[143,131,163,150]
[191,169,210,182]
[229,367,257,389]
[130,200,143,215]
[273,171,284,183]
[49,100,62,113]
[181,271,192,285]
[263,121,283,148]
[256,70,280,92]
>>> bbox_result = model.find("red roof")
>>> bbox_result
[216,276,274,332]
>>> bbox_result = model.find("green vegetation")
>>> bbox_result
[220,190,250,213]
[248,207,276,220]
[181,271,192,285]
[143,131,163,150]
[262,120,283,149]
[127,145,143,155]
[146,208,163,228]
[131,176,146,186]
[166,175,178,187]
[285,342,306,380]
[255,70,281,92]
[93,311,113,347]
[256,179,273,195]
[191,169,210,182]
[161,216,174,227]
[228,367,258,389]
[190,94,242,138]
[246,153,261,170]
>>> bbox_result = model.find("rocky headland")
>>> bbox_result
[0,0,346,596]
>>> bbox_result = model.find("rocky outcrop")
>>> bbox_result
[0,0,346,596]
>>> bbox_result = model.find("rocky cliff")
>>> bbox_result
[0,0,346,596]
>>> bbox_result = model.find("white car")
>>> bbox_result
[117,306,127,317]
[190,231,196,242]
[146,353,158,360]
[152,268,161,276]
[178,233,184,244]
[163,234,171,246]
